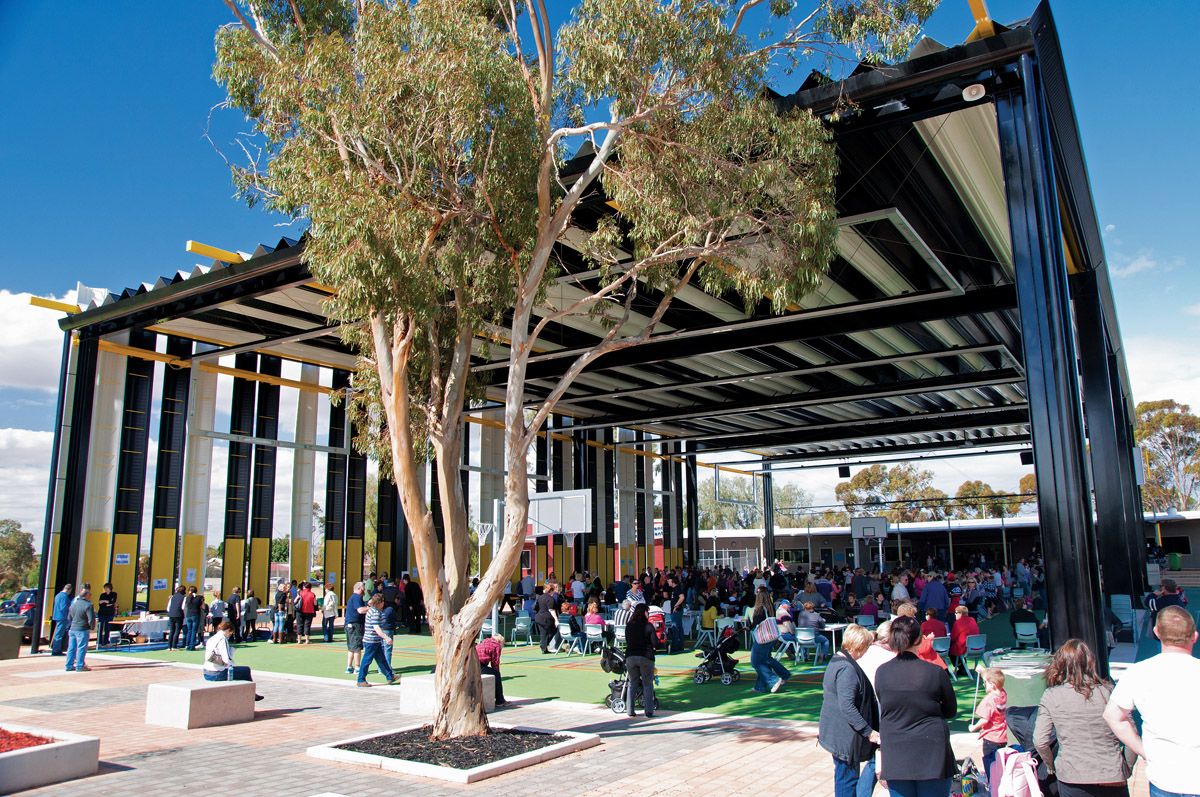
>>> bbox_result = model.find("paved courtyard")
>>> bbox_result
[0,652,1150,797]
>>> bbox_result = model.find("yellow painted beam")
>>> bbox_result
[29,296,80,314]
[199,362,335,395]
[186,240,246,263]
[965,0,997,42]
[143,325,350,372]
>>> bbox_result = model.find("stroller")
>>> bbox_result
[693,626,741,685]
[600,627,660,714]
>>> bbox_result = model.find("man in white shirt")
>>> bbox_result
[203,621,264,700]
[891,574,911,603]
[1104,606,1200,797]
[571,575,586,602]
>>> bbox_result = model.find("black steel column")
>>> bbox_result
[1112,364,1147,595]
[109,328,156,605]
[345,422,368,587]
[377,476,397,577]
[572,424,589,574]
[55,335,99,594]
[324,370,349,593]
[147,336,192,610]
[600,428,616,582]
[222,352,257,596]
[997,55,1104,663]
[1074,271,1140,600]
[634,431,648,573]
[671,445,685,570]
[685,442,700,567]
[762,464,776,566]
[248,354,280,598]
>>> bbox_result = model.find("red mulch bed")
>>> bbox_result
[0,728,54,753]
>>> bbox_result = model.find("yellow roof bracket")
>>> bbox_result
[965,0,997,43]
[29,296,80,314]
[186,240,247,264]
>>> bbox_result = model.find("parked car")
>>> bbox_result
[0,589,35,616]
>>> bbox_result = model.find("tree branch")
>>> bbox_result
[223,0,280,61]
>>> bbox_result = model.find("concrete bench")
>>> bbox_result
[398,674,496,717]
[145,680,256,729]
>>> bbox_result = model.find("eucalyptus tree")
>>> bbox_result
[215,0,936,739]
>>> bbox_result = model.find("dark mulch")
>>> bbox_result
[0,728,54,753]
[337,726,568,769]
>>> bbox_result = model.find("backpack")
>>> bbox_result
[991,748,1042,797]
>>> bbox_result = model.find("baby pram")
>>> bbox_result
[600,627,660,714]
[693,626,741,685]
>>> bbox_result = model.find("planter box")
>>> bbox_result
[307,722,600,784]
[0,724,100,793]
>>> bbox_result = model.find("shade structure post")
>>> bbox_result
[147,336,193,611]
[997,54,1105,665]
[762,465,776,566]
[1073,270,1143,600]
[290,364,319,583]
[684,443,700,568]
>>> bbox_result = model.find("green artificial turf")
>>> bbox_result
[110,623,990,728]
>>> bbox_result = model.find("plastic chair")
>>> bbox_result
[584,623,605,654]
[508,615,533,646]
[930,635,955,677]
[613,624,627,649]
[957,633,988,679]
[477,619,493,642]
[775,636,800,662]
[855,614,877,629]
[694,623,717,649]
[795,626,823,664]
[1014,622,1039,649]
[1110,595,1135,643]
[557,621,584,655]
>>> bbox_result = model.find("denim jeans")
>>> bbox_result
[750,640,790,691]
[203,665,253,682]
[183,616,199,649]
[66,629,89,670]
[833,756,877,797]
[357,641,394,683]
[1150,784,1200,797]
[886,778,952,797]
[272,613,286,634]
[322,615,336,642]
[669,610,684,649]
[51,620,68,654]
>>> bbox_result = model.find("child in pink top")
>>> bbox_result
[968,667,1008,783]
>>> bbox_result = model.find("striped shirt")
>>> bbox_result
[363,607,385,644]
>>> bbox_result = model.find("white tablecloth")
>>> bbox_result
[122,618,170,639]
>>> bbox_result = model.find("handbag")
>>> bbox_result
[753,617,780,644]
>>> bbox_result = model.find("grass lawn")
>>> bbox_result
[109,615,1020,729]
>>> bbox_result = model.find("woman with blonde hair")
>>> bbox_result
[857,619,895,690]
[819,624,880,797]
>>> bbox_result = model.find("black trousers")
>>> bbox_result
[535,617,559,652]
[480,664,505,703]
[167,617,184,649]
[625,654,655,716]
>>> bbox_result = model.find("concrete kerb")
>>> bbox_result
[0,723,100,794]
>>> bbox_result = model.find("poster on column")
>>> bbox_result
[152,578,168,591]
[185,568,196,584]
[115,553,131,566]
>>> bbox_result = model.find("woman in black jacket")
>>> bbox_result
[874,615,957,797]
[819,624,881,797]
[623,603,656,718]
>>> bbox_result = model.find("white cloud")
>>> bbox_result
[1110,252,1158,278]
[1185,303,1200,317]
[1104,224,1116,234]
[0,290,77,392]
[1125,335,1200,412]
[0,428,54,538]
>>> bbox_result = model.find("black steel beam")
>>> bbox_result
[997,56,1105,668]
[565,368,1022,432]
[694,405,1029,454]
[765,433,1032,465]
[498,285,1015,384]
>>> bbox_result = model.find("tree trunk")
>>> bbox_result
[430,622,489,739]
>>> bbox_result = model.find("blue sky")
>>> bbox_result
[0,1,1197,534]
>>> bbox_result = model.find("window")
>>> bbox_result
[1162,536,1192,555]
[778,548,810,565]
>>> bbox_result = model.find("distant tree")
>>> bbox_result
[270,537,290,564]
[697,473,812,529]
[137,554,150,585]
[0,520,36,591]
[950,480,1020,519]
[835,463,948,523]
[1135,400,1200,511]
[1017,472,1037,512]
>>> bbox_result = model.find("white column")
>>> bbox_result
[290,364,319,581]
[177,362,218,593]
[78,333,129,588]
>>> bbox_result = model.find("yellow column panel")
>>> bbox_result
[619,545,636,580]
[554,537,568,581]
[291,538,311,584]
[247,537,270,599]
[180,534,205,592]
[324,539,344,595]
[372,540,388,580]
[43,533,61,634]
[221,538,245,598]
[407,540,417,581]
[476,539,490,578]
[588,545,598,581]
[345,538,364,591]
[148,528,177,611]
[82,529,111,593]
[108,533,139,613]
[535,544,547,584]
